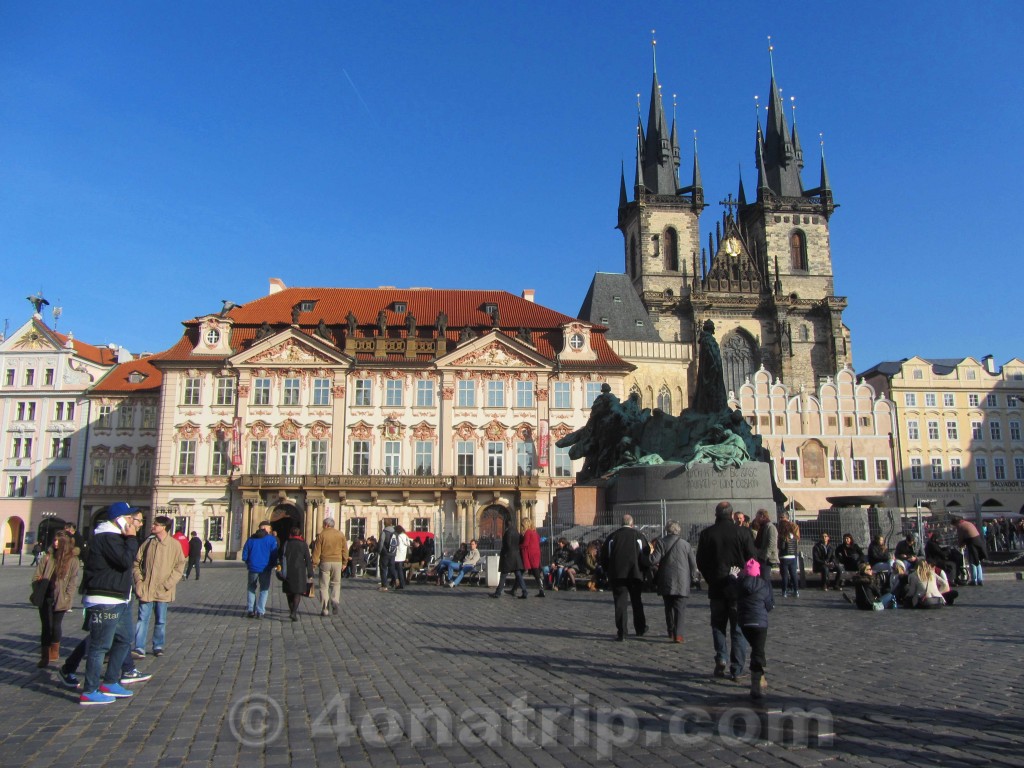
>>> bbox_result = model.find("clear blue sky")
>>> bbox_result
[2,2,1022,371]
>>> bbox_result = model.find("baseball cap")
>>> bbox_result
[107,501,140,520]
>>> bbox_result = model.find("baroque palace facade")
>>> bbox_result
[141,283,631,556]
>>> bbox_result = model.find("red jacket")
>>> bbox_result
[172,532,189,557]
[520,528,541,570]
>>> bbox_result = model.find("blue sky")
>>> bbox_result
[2,2,1022,371]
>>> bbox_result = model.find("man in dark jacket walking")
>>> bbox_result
[696,501,758,680]
[79,502,142,705]
[184,531,203,580]
[602,514,650,640]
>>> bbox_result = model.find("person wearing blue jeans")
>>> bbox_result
[79,502,142,705]
[448,540,481,587]
[133,515,185,656]
[242,521,279,618]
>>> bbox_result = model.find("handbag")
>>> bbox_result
[275,542,287,581]
[30,577,52,607]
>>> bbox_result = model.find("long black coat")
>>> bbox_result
[280,538,314,595]
[498,527,523,572]
[696,519,757,599]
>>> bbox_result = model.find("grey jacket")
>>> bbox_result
[756,522,780,567]
[650,534,698,597]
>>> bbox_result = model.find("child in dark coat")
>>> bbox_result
[729,558,774,699]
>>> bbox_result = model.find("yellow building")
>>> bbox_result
[862,356,1024,519]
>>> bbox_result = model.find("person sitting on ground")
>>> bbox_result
[447,540,481,587]
[894,532,921,571]
[925,532,964,586]
[867,535,891,569]
[932,564,959,606]
[891,560,910,605]
[846,562,891,610]
[811,532,845,590]
[836,533,865,576]
[578,541,602,591]
[905,560,946,609]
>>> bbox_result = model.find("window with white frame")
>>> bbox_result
[829,459,844,481]
[657,387,672,412]
[137,457,152,486]
[553,445,572,477]
[910,457,923,480]
[383,441,401,475]
[487,441,504,476]
[351,441,369,475]
[249,440,268,474]
[216,377,236,406]
[994,456,1006,480]
[486,380,505,408]
[280,440,298,474]
[904,393,917,407]
[312,378,331,406]
[944,393,955,407]
[1015,457,1024,481]
[784,459,800,481]
[852,459,867,481]
[113,457,130,485]
[457,380,475,407]
[990,421,1002,440]
[412,517,430,533]
[585,382,604,408]
[552,381,571,409]
[385,379,403,407]
[118,403,134,429]
[975,457,987,480]
[345,517,366,542]
[516,441,534,474]
[968,393,980,407]
[925,393,937,407]
[253,378,271,405]
[930,458,942,480]
[987,394,998,407]
[907,420,919,440]
[97,405,112,429]
[949,457,962,480]
[206,517,224,541]
[212,439,230,476]
[1010,395,1019,407]
[415,379,434,407]
[178,440,197,475]
[354,379,372,407]
[282,378,300,407]
[414,441,433,475]
[1012,421,1022,441]
[141,405,157,429]
[456,441,474,475]
[310,440,328,475]
[874,459,889,481]
[515,380,534,408]
[927,421,939,440]
[183,378,201,405]
[972,421,983,439]
[947,421,959,440]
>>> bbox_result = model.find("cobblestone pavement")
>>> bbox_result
[0,563,1021,767]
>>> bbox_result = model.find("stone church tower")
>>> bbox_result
[585,47,849,409]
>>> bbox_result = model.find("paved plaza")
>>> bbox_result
[0,562,1021,767]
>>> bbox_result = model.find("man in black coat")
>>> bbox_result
[602,514,650,640]
[185,531,203,580]
[696,501,757,679]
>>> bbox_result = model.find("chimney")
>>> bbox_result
[522,289,535,303]
[269,278,287,295]
[982,354,997,374]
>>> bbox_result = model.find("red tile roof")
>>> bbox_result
[91,355,165,393]
[160,287,631,371]
[47,328,118,366]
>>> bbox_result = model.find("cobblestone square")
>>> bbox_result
[1,564,1021,767]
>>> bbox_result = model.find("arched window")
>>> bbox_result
[478,505,507,552]
[656,386,672,413]
[629,383,642,407]
[789,230,808,271]
[799,325,810,342]
[663,227,679,271]
[721,331,759,396]
[629,236,639,277]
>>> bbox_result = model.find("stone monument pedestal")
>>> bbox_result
[607,462,776,522]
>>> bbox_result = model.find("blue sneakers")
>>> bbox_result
[99,682,134,698]
[80,690,116,706]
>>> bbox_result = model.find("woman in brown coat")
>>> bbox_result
[31,530,80,667]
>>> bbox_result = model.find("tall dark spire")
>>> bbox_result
[760,38,804,197]
[619,160,628,208]
[638,38,680,196]
[737,166,747,206]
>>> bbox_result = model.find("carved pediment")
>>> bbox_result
[246,338,337,366]
[449,340,537,368]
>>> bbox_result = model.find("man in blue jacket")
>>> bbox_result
[242,521,278,619]
[79,502,142,705]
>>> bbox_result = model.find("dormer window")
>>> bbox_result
[393,302,407,313]
[483,303,498,315]
[299,300,317,313]
[613,296,622,303]
[635,320,644,327]
[128,372,147,384]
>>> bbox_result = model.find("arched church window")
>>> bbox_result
[657,386,672,413]
[789,230,808,271]
[800,325,810,342]
[629,383,642,407]
[721,331,758,396]
[663,227,679,271]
